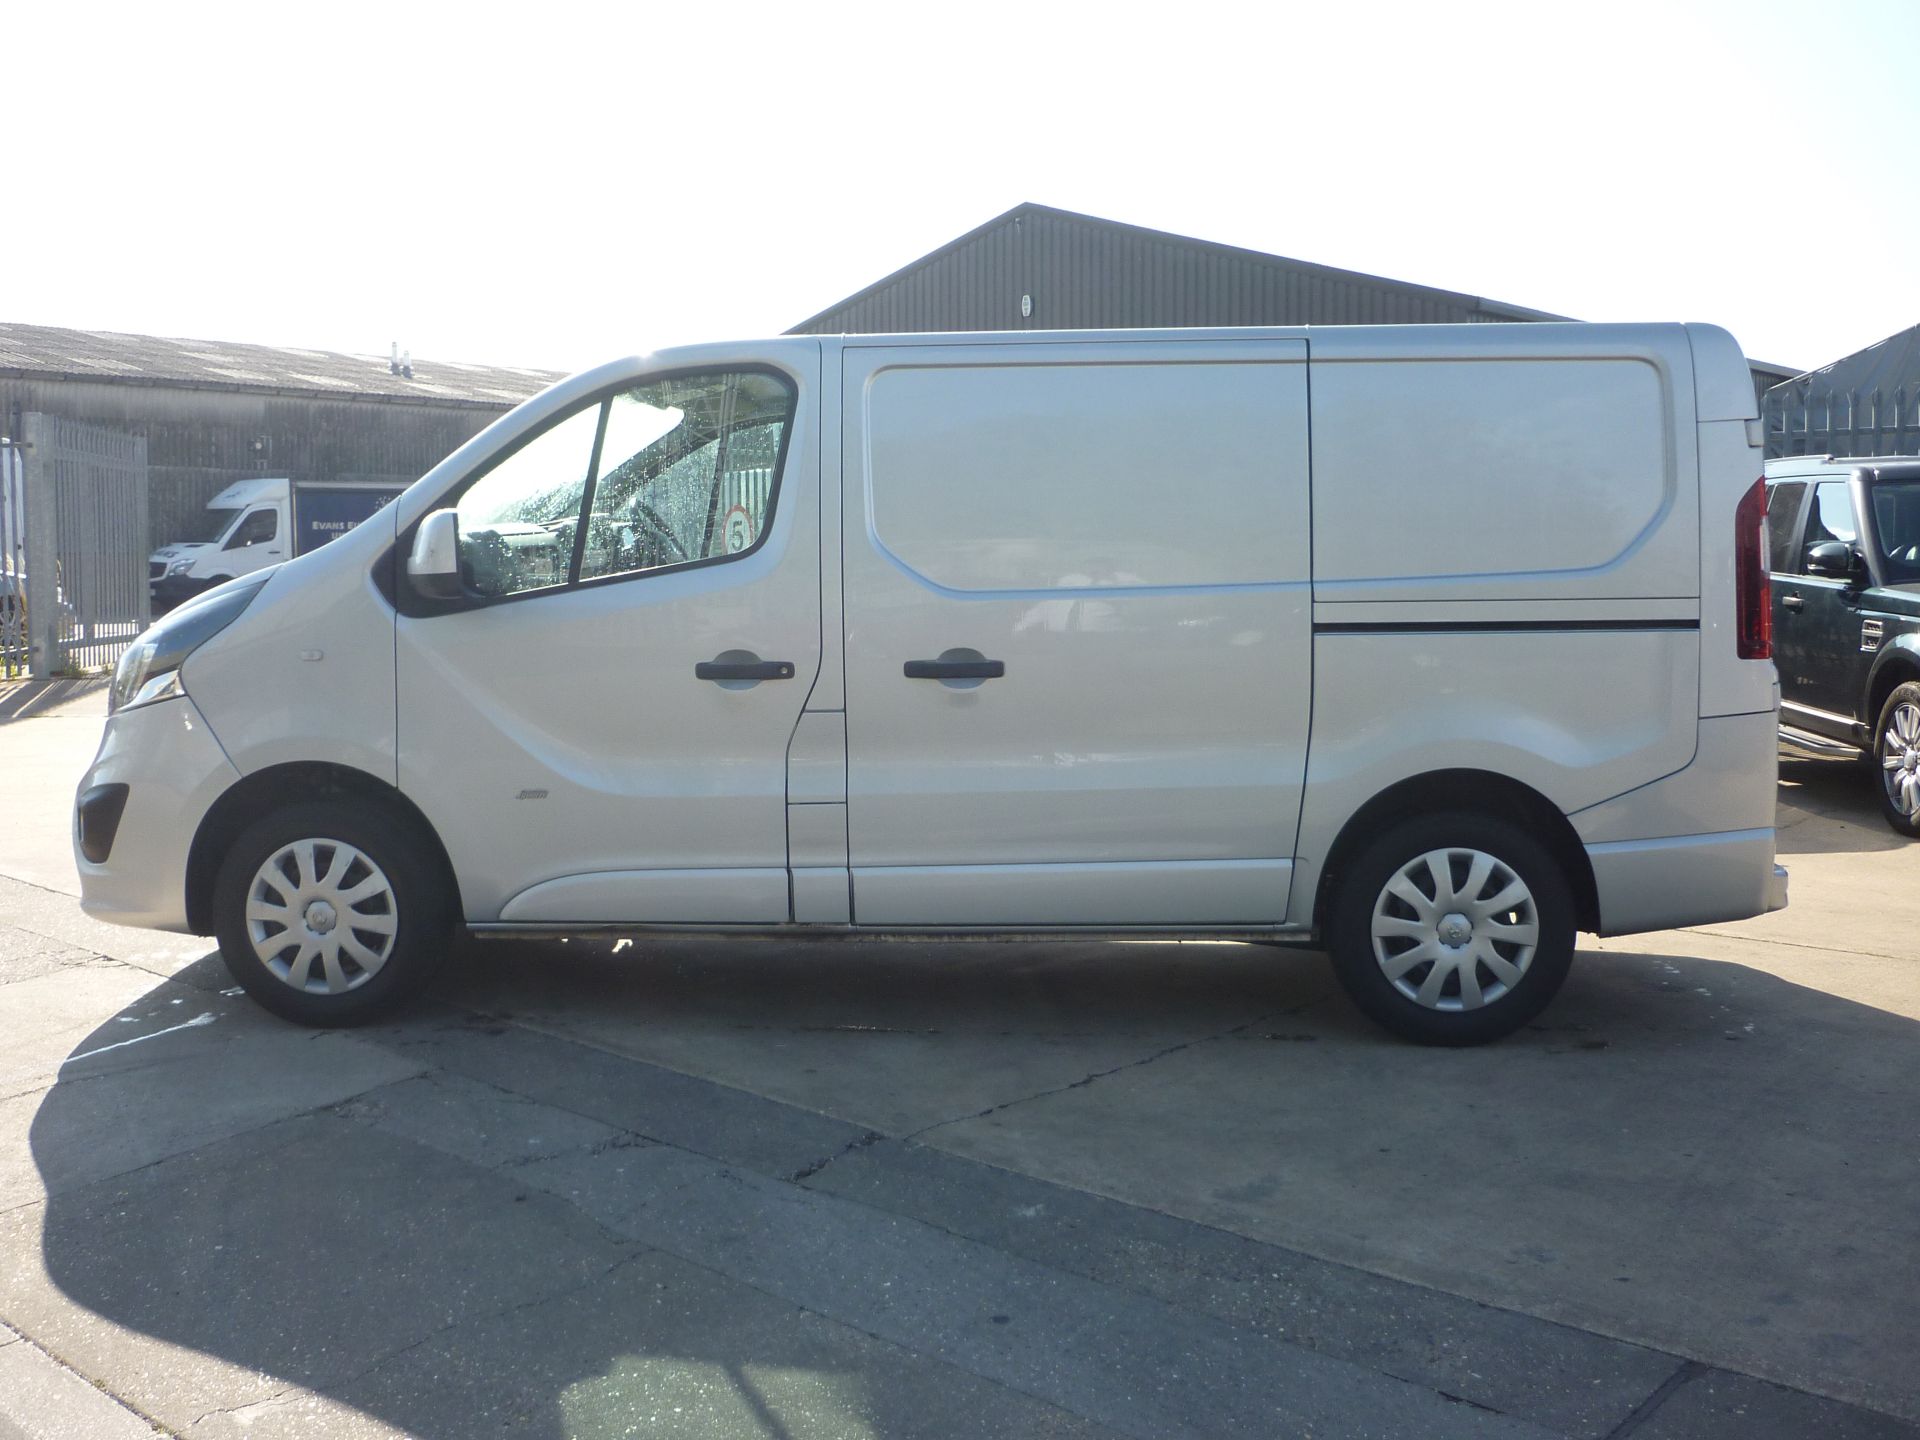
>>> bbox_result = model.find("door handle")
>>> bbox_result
[696,656,794,682]
[904,658,1005,680]
[1781,594,1804,611]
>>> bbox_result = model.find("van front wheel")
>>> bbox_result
[1327,813,1574,1046]
[213,800,453,1026]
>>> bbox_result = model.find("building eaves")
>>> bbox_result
[0,322,564,408]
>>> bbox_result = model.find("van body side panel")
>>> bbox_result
[853,860,1295,926]
[1287,629,1700,926]
[1570,709,1778,843]
[1293,324,1743,934]
[1307,326,1699,608]
[497,869,790,924]
[841,339,1312,926]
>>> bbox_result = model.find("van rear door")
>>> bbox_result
[839,337,1312,926]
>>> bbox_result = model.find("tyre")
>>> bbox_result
[1873,681,1920,839]
[213,799,453,1026]
[1327,812,1576,1046]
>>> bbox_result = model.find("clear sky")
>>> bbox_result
[10,0,1917,377]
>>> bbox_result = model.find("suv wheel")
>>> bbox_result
[214,800,453,1025]
[1873,681,1920,839]
[1328,812,1576,1046]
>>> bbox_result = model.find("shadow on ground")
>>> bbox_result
[16,933,1920,1436]
[1776,757,1907,854]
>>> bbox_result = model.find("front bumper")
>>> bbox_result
[74,696,240,932]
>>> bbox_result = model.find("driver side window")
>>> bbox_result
[1802,482,1857,570]
[449,370,793,601]
[577,372,792,584]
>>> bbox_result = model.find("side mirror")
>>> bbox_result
[1803,540,1865,583]
[407,509,467,601]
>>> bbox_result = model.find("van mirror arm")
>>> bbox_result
[407,509,467,601]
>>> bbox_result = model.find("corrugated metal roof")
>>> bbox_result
[789,203,1573,335]
[0,322,562,407]
[1782,322,1920,397]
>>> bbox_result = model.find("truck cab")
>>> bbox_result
[150,478,289,609]
[1765,456,1920,835]
[150,478,401,611]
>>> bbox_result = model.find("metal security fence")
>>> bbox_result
[1763,324,1920,461]
[1764,380,1920,459]
[1,440,26,676]
[18,414,150,676]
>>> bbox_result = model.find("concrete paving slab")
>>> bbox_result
[0,964,191,1097]
[519,1145,1558,1440]
[0,1329,160,1440]
[335,1071,623,1171]
[437,935,1316,1134]
[372,1015,874,1180]
[0,874,212,984]
[0,687,105,897]
[6,1016,424,1209]
[0,930,101,989]
[1634,1366,1920,1439]
[807,1137,1679,1438]
[920,944,1920,1423]
[2,1114,637,1435]
[1699,759,1920,963]
[191,1248,1121,1440]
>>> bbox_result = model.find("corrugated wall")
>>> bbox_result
[793,208,1518,335]
[0,379,507,547]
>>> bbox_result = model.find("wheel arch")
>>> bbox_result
[186,762,460,935]
[1866,641,1920,730]
[1311,769,1600,936]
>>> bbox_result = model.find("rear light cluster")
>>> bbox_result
[1735,476,1771,660]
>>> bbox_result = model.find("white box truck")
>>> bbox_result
[78,323,1787,1044]
[149,478,403,611]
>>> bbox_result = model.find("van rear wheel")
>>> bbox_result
[1327,812,1574,1046]
[213,800,452,1026]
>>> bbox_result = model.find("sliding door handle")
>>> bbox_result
[904,658,1004,680]
[697,653,794,682]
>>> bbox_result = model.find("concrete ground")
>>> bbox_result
[1,682,1915,1439]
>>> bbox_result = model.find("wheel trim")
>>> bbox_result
[1370,847,1539,1012]
[1881,702,1920,819]
[245,838,398,995]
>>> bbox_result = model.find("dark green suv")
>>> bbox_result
[1766,457,1920,836]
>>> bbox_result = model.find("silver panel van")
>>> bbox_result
[77,323,1787,1044]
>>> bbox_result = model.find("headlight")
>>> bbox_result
[111,575,270,714]
[167,557,195,576]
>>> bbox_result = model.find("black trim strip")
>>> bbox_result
[1314,618,1700,635]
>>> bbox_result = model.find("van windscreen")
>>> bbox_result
[186,507,243,544]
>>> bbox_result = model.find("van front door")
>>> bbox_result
[396,357,820,925]
[840,339,1313,926]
